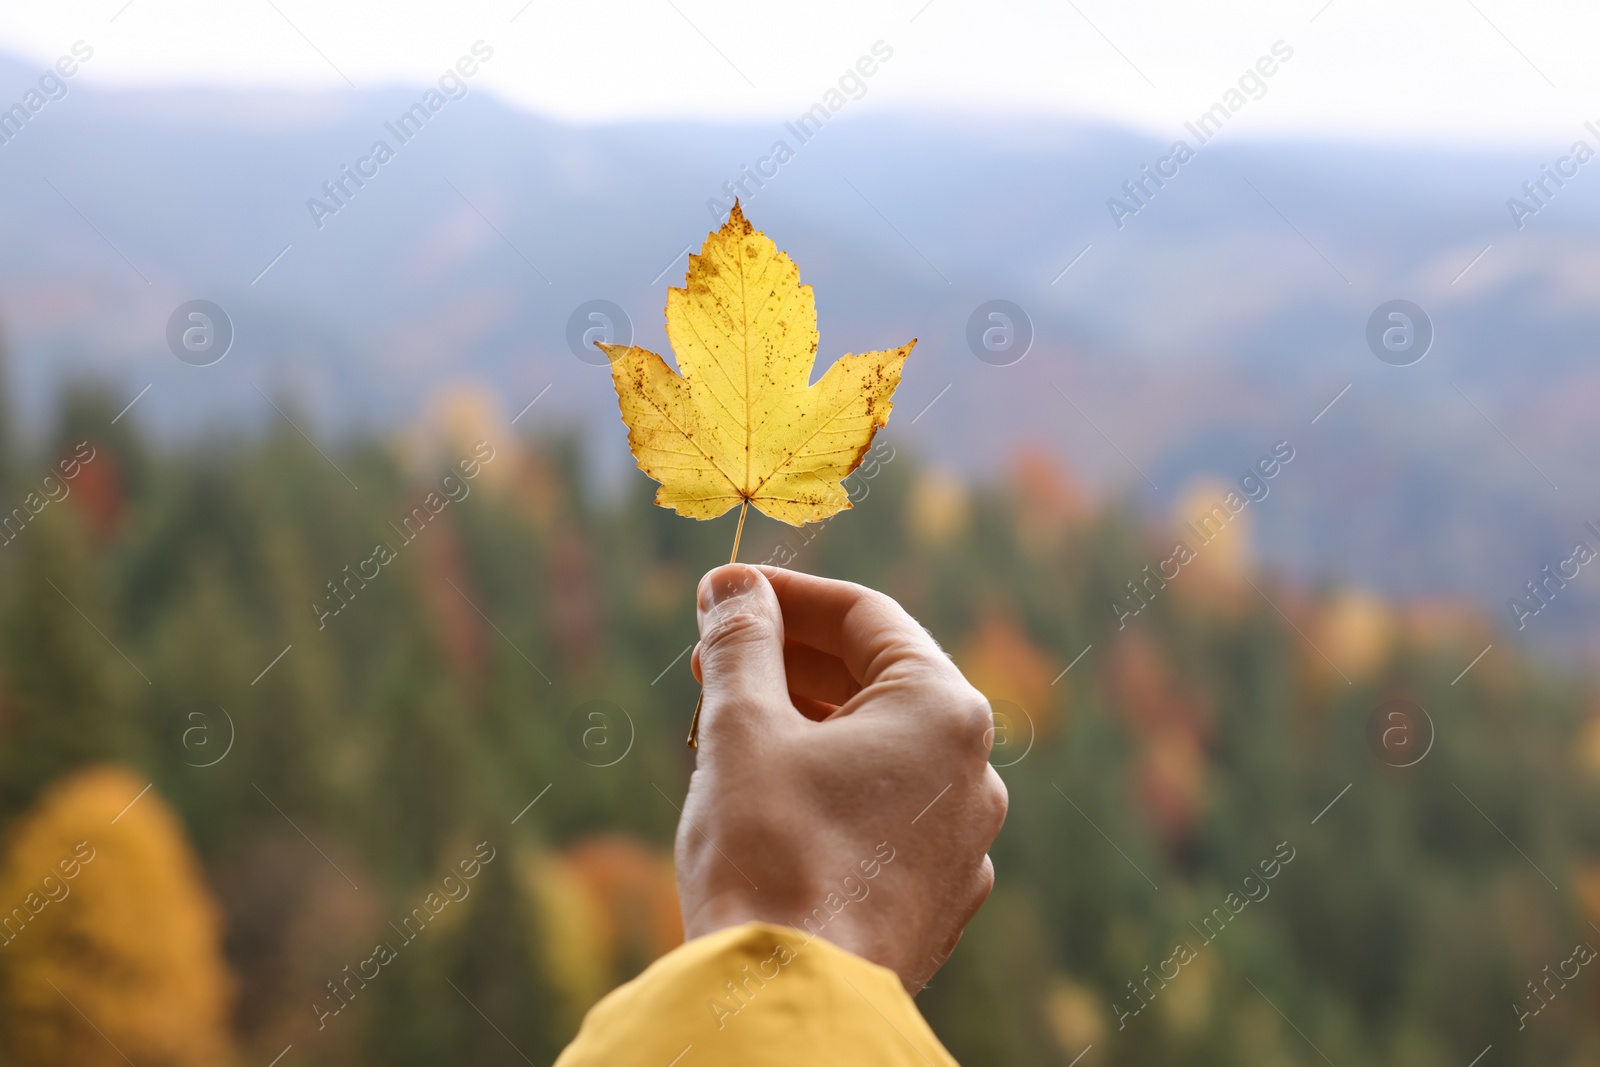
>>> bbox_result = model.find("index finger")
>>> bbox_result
[755,566,948,686]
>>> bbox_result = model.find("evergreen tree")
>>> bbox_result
[0,506,133,813]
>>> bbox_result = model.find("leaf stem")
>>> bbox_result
[730,498,749,564]
[687,498,752,748]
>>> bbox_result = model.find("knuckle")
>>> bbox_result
[849,579,888,604]
[986,769,1010,828]
[970,856,996,908]
[949,687,995,743]
[853,586,899,624]
[699,605,777,652]
[856,585,917,630]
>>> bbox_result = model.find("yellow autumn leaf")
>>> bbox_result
[601,203,915,526]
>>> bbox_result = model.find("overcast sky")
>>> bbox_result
[1,0,1597,144]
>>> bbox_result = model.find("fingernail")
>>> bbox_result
[699,564,758,611]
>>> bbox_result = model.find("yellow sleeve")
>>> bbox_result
[553,922,959,1066]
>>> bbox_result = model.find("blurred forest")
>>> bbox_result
[0,363,1596,1067]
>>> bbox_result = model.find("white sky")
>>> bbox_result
[2,0,1598,144]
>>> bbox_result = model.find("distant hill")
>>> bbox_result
[1,53,1598,654]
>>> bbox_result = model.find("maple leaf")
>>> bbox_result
[601,203,915,527]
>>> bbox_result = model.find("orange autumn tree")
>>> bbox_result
[0,765,235,1067]
[519,834,682,1036]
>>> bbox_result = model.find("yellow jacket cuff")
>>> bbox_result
[553,922,958,1066]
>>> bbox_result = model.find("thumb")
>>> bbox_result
[696,564,789,738]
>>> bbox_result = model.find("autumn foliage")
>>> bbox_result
[520,835,681,1033]
[0,765,234,1067]
[604,204,913,525]
[0,376,1596,1066]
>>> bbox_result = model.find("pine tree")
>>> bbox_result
[0,505,133,814]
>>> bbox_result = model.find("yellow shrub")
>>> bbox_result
[0,764,235,1067]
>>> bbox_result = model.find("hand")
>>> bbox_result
[679,563,1007,993]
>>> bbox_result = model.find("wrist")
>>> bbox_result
[684,888,904,989]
